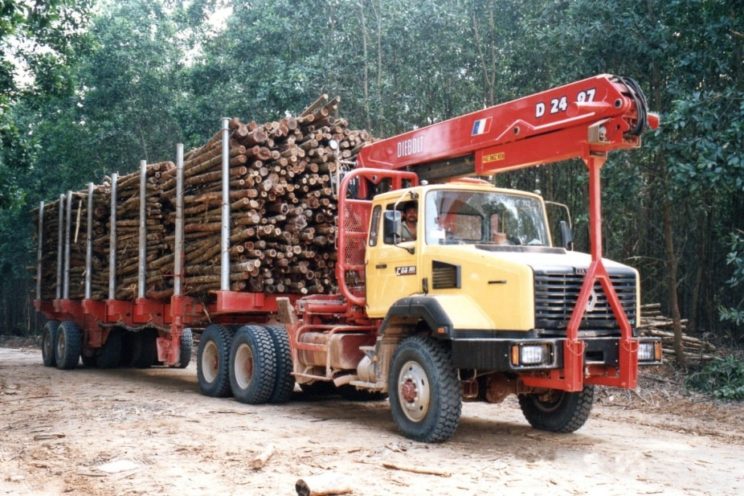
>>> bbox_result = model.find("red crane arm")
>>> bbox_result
[357,74,658,178]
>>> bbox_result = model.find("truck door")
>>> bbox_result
[365,202,421,318]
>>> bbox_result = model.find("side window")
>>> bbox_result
[383,204,397,245]
[369,206,381,246]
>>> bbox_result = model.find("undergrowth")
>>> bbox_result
[686,356,744,401]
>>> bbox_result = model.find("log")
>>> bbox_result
[295,473,353,496]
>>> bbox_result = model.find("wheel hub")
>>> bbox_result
[202,341,219,383]
[234,343,254,389]
[397,361,431,422]
[401,379,417,403]
[56,333,65,361]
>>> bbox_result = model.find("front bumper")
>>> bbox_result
[451,337,662,371]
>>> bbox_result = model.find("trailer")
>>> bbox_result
[35,74,662,442]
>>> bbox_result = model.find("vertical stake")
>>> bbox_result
[63,191,72,299]
[220,117,231,291]
[174,144,184,296]
[109,173,118,300]
[138,160,147,299]
[56,193,64,300]
[36,201,44,301]
[85,183,94,299]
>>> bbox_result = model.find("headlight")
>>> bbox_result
[521,345,545,364]
[638,340,662,363]
[510,343,553,367]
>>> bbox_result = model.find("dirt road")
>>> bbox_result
[1,346,742,495]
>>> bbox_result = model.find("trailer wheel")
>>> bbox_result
[388,336,461,443]
[339,385,387,402]
[130,329,157,368]
[518,386,594,433]
[41,320,60,367]
[55,321,82,370]
[197,324,233,397]
[97,327,124,368]
[229,325,277,404]
[264,325,295,403]
[177,328,193,369]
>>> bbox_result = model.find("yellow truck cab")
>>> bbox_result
[365,180,640,373]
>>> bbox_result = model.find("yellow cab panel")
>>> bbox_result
[365,182,549,331]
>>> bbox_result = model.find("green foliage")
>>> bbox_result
[719,232,744,326]
[0,0,741,339]
[686,356,744,400]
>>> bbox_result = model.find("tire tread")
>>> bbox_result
[264,324,295,404]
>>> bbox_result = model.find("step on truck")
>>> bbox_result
[34,74,661,442]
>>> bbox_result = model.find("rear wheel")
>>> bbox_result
[518,386,594,433]
[229,325,277,404]
[264,324,295,403]
[177,328,193,368]
[388,336,461,443]
[41,320,60,367]
[197,324,233,397]
[55,321,82,370]
[97,327,124,368]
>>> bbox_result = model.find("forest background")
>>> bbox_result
[0,0,741,362]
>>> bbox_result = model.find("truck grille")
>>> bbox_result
[534,269,636,334]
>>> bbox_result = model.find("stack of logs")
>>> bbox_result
[639,303,717,363]
[67,191,88,300]
[35,95,373,302]
[89,184,112,299]
[152,94,371,298]
[35,201,61,300]
[103,162,175,300]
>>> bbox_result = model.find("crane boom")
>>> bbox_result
[347,74,660,393]
[357,74,658,180]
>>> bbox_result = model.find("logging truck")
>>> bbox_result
[34,74,661,442]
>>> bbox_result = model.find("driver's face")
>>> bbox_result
[405,208,417,223]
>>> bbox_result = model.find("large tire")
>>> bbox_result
[264,324,295,403]
[197,324,233,397]
[388,336,461,443]
[518,386,594,433]
[41,320,60,367]
[229,325,277,404]
[130,329,158,368]
[97,327,124,369]
[177,328,193,369]
[55,321,82,370]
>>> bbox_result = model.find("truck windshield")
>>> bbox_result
[425,190,550,246]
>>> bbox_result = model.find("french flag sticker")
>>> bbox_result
[471,117,491,136]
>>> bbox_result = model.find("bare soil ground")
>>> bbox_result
[1,345,743,496]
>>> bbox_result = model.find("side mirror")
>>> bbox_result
[383,210,402,244]
[559,220,574,251]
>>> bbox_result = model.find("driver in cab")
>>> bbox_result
[401,203,417,241]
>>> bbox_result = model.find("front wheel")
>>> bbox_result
[518,386,594,433]
[388,336,461,443]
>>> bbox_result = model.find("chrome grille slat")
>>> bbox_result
[533,270,636,332]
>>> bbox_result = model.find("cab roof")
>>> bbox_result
[371,180,545,203]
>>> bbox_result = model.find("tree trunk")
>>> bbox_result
[662,195,686,367]
[689,208,708,333]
